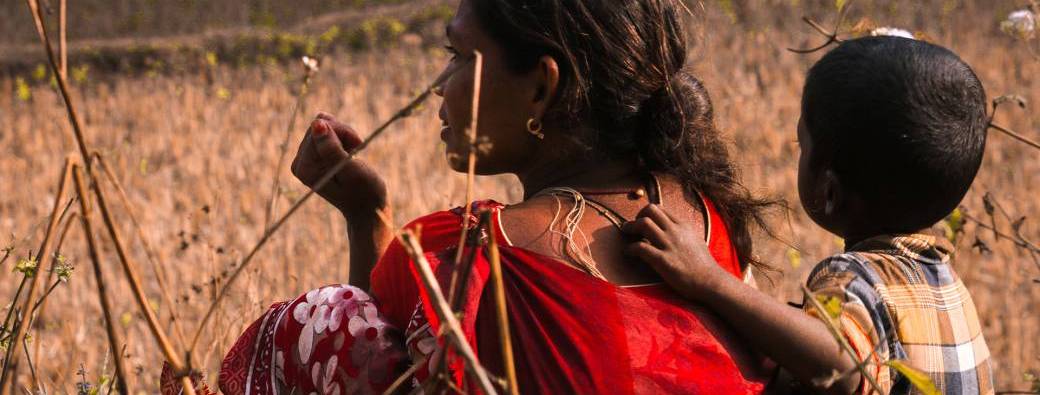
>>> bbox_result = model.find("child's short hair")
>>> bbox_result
[802,36,987,232]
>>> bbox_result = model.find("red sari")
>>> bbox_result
[379,200,769,394]
[175,199,769,394]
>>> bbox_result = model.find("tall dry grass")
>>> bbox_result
[0,0,1038,392]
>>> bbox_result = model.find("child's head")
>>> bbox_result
[797,36,987,240]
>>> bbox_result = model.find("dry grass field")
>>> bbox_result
[1,0,1038,393]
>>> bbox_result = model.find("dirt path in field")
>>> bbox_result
[0,0,449,68]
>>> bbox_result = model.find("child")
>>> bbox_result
[624,36,993,394]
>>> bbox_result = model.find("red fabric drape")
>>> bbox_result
[377,200,769,394]
[199,199,771,394]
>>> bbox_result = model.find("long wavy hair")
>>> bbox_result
[473,0,780,269]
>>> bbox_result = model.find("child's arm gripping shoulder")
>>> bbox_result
[621,204,876,394]
[803,253,896,394]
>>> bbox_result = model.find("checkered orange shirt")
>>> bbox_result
[804,232,993,394]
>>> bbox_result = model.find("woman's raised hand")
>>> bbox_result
[291,112,388,219]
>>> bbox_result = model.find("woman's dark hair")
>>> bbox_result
[472,0,779,269]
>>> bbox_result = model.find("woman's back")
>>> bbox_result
[499,174,708,286]
[376,199,770,394]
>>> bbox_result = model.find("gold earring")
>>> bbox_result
[526,118,545,140]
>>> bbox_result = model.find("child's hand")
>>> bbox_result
[622,204,731,302]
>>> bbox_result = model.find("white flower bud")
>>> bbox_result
[870,27,916,40]
[1001,10,1036,40]
[301,56,319,73]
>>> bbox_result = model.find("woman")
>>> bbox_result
[197,0,779,393]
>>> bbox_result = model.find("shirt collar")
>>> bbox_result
[846,229,953,265]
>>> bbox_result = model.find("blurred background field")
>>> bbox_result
[1,0,1038,393]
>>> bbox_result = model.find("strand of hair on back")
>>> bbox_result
[72,165,130,395]
[187,58,470,358]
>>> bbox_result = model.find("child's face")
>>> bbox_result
[796,117,844,237]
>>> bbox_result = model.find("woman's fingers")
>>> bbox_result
[621,217,668,249]
[313,112,364,150]
[636,204,673,231]
[624,240,665,266]
[291,121,320,183]
[311,120,351,164]
[326,119,365,150]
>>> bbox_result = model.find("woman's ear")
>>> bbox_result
[530,55,560,120]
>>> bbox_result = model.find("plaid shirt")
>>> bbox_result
[804,232,993,395]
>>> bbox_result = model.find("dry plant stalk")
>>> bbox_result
[399,231,498,395]
[58,0,66,79]
[0,158,72,390]
[92,153,187,348]
[188,58,470,357]
[801,285,886,395]
[265,55,321,229]
[72,165,130,395]
[20,1,197,392]
[484,211,519,395]
[788,0,854,53]
[380,355,428,395]
[448,50,483,304]
[88,158,195,393]
[988,96,1040,151]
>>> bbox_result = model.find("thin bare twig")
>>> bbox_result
[18,2,196,391]
[92,152,187,349]
[88,157,194,392]
[265,55,321,230]
[788,0,854,53]
[381,355,428,395]
[484,211,518,395]
[58,0,66,79]
[20,336,37,393]
[0,158,72,389]
[187,58,469,358]
[72,165,130,395]
[400,231,498,395]
[801,285,886,395]
[447,51,484,305]
[267,56,320,294]
[988,95,1040,151]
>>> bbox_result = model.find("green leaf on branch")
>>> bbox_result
[886,360,940,395]
[815,294,843,319]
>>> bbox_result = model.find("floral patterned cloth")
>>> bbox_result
[165,285,407,395]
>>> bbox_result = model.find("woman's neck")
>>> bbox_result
[517,156,642,200]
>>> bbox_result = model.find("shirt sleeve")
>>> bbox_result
[803,254,893,394]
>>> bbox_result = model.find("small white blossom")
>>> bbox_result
[870,27,916,40]
[301,56,319,73]
[1001,10,1036,39]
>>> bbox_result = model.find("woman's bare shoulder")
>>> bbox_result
[497,196,560,250]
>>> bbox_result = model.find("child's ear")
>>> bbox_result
[821,169,842,217]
